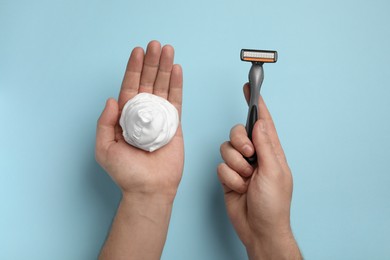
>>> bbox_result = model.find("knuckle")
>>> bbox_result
[217,163,226,178]
[230,156,242,169]
[230,127,249,149]
[219,141,229,154]
[230,124,245,139]
[258,129,271,142]
[230,134,243,146]
[226,156,247,175]
[263,136,272,145]
[217,163,226,172]
[238,183,247,194]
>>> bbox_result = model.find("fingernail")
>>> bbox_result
[243,145,253,156]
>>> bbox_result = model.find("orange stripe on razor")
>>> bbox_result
[241,57,276,63]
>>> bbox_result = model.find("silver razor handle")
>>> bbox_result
[245,63,264,164]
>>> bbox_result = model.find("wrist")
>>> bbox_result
[246,229,302,260]
[99,190,174,259]
[122,191,175,207]
[120,192,174,228]
[120,180,179,206]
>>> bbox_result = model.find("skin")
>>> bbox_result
[218,84,302,260]
[96,40,301,259]
[96,40,183,260]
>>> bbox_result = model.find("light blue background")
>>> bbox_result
[1,0,390,259]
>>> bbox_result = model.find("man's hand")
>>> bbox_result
[218,83,302,259]
[96,40,184,202]
[96,40,184,260]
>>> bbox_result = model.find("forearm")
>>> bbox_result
[99,193,174,260]
[246,231,302,260]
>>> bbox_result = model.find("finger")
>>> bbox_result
[252,119,280,170]
[139,40,162,93]
[243,83,288,166]
[168,64,183,119]
[217,163,248,194]
[243,82,250,105]
[118,47,144,110]
[229,124,254,158]
[220,141,254,177]
[244,83,274,122]
[243,83,278,139]
[153,45,174,99]
[96,98,119,154]
[258,96,288,166]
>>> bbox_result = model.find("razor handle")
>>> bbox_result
[245,63,264,165]
[246,105,258,164]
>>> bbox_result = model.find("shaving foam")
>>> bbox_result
[119,93,179,152]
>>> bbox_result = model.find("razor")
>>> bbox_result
[241,49,278,164]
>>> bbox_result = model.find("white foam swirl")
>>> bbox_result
[119,93,179,152]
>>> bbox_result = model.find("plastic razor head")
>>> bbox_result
[241,49,278,63]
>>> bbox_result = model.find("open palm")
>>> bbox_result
[96,41,184,200]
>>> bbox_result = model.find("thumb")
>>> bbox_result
[252,119,280,169]
[96,98,119,153]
